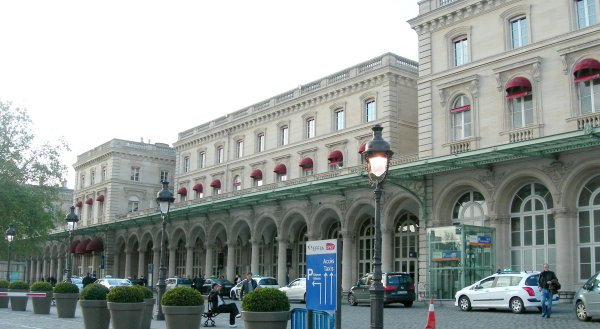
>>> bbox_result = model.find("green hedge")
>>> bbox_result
[106,286,144,303]
[161,287,204,306]
[80,283,109,301]
[54,281,79,293]
[30,281,53,292]
[132,285,153,299]
[8,281,29,290]
[0,280,9,289]
[241,288,290,312]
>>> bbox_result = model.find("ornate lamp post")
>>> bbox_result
[5,226,16,282]
[363,125,393,329]
[65,206,79,281]
[155,181,174,321]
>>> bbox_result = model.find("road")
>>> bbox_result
[0,298,597,329]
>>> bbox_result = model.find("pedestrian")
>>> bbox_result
[82,272,96,288]
[197,274,205,293]
[209,283,241,328]
[233,274,241,285]
[240,272,257,299]
[538,263,558,318]
[140,275,146,287]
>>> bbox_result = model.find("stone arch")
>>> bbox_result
[311,205,342,240]
[206,221,228,246]
[280,208,309,241]
[344,197,374,234]
[188,223,208,248]
[383,188,422,230]
[433,176,492,226]
[494,168,558,216]
[254,215,278,243]
[560,159,600,211]
[170,227,188,248]
[229,216,252,246]
[126,233,140,251]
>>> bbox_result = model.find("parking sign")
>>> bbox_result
[306,239,339,311]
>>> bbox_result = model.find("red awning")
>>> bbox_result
[273,164,287,175]
[75,239,90,254]
[299,157,313,169]
[69,239,80,253]
[192,183,203,193]
[85,197,93,205]
[86,238,104,253]
[505,76,531,98]
[450,105,471,113]
[75,201,83,208]
[250,169,263,179]
[574,58,600,78]
[328,150,343,164]
[210,179,221,188]
[95,195,105,202]
[358,143,366,154]
[177,187,187,196]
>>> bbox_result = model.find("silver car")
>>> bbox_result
[96,277,132,290]
[166,277,193,291]
[575,271,600,321]
[279,278,306,303]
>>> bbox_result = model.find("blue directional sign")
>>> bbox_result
[306,239,338,311]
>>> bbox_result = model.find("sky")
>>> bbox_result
[0,0,419,188]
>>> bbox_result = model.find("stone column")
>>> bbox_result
[152,247,160,287]
[36,258,42,281]
[49,258,56,281]
[277,237,288,286]
[185,246,194,278]
[124,249,132,278]
[250,239,259,275]
[113,251,120,278]
[381,227,393,273]
[42,257,48,280]
[168,247,176,277]
[226,242,235,281]
[205,243,214,277]
[56,257,63,282]
[554,208,576,291]
[341,230,355,292]
[138,250,146,279]
[490,215,510,269]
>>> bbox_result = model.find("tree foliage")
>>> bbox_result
[0,101,70,257]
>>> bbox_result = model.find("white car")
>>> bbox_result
[230,281,243,300]
[254,276,280,289]
[279,278,306,303]
[455,270,558,313]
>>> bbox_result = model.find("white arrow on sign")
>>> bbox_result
[329,272,334,304]
[312,280,322,303]
[323,273,328,304]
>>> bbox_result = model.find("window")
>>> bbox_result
[306,118,315,138]
[101,167,107,181]
[80,175,85,189]
[233,175,241,191]
[334,109,345,131]
[274,164,287,182]
[90,171,95,185]
[217,146,224,164]
[300,157,314,177]
[183,156,190,173]
[131,167,140,181]
[128,196,140,212]
[160,170,168,183]
[577,175,600,279]
[574,59,600,115]
[251,169,263,187]
[236,140,244,158]
[452,191,487,225]
[576,0,597,28]
[450,95,472,140]
[365,99,376,122]
[453,36,469,66]
[510,16,528,48]
[280,126,289,146]
[257,133,265,152]
[199,152,206,169]
[510,95,533,128]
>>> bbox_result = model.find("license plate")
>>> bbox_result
[395,291,407,295]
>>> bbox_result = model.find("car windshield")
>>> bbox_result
[177,278,192,284]
[259,278,278,285]
[216,279,233,285]
[107,279,130,285]
[71,278,82,284]
[386,275,413,286]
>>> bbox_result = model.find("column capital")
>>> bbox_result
[249,239,259,246]
[552,207,576,219]
[340,230,355,239]
[276,236,288,244]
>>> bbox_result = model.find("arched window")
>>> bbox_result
[192,238,203,278]
[577,176,600,280]
[394,212,419,280]
[233,175,241,191]
[573,58,600,115]
[510,183,555,272]
[450,95,472,141]
[358,218,375,277]
[452,191,487,226]
[128,196,139,212]
[297,227,307,277]
[505,77,533,128]
[365,99,376,122]
[176,240,186,277]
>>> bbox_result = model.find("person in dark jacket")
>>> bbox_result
[240,272,258,299]
[209,283,240,328]
[81,272,96,288]
[538,263,558,318]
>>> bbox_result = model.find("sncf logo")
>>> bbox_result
[326,243,335,250]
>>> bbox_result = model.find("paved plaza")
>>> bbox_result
[0,299,598,329]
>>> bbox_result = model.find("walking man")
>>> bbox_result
[240,272,258,299]
[538,263,558,318]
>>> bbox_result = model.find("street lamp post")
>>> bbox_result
[5,226,16,282]
[65,206,79,282]
[155,181,174,321]
[363,125,393,329]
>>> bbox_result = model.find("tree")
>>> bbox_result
[0,100,70,257]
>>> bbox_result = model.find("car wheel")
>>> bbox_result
[576,300,591,321]
[510,297,525,314]
[348,293,358,306]
[230,290,236,300]
[458,296,471,311]
[403,301,413,308]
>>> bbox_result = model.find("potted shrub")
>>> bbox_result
[106,285,145,329]
[132,285,154,329]
[54,281,80,318]
[79,283,110,329]
[0,280,9,308]
[8,281,29,311]
[161,287,205,329]
[241,288,291,329]
[30,281,53,314]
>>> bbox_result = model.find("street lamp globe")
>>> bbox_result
[364,124,393,183]
[65,205,80,230]
[5,226,15,242]
[156,180,175,214]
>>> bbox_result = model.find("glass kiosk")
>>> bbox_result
[427,225,495,299]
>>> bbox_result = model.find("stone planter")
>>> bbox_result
[141,298,155,329]
[9,289,28,311]
[162,305,205,329]
[241,310,290,329]
[80,300,111,329]
[107,302,144,329]
[0,288,8,308]
[54,293,79,318]
[31,292,53,314]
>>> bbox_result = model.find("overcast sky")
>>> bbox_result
[0,0,419,188]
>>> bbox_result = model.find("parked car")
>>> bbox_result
[348,272,415,307]
[201,278,234,297]
[166,277,193,291]
[230,281,243,300]
[70,277,84,291]
[575,270,600,321]
[455,270,558,313]
[279,278,306,303]
[253,276,280,289]
[96,277,132,290]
